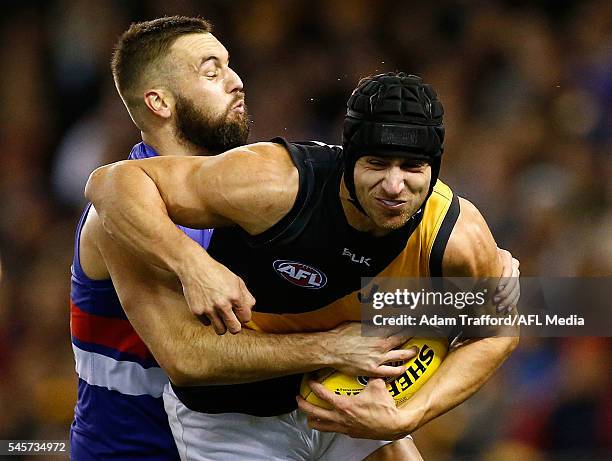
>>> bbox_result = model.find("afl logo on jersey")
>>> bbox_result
[272,260,328,289]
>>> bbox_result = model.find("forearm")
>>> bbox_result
[97,209,331,386]
[85,161,201,274]
[156,316,333,386]
[406,199,520,428]
[398,335,518,433]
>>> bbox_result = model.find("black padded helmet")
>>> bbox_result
[342,72,445,215]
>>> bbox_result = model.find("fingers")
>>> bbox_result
[383,347,418,364]
[217,303,243,335]
[222,282,256,334]
[184,277,257,335]
[495,284,518,314]
[208,310,228,335]
[359,347,418,379]
[362,378,398,406]
[307,380,342,408]
[370,364,406,378]
[384,334,412,349]
[233,304,253,325]
[495,248,513,308]
[233,279,255,324]
[494,283,509,309]
[494,251,521,314]
[191,300,233,335]
[500,261,520,294]
[185,293,224,333]
[296,395,333,419]
[198,315,211,326]
[504,292,520,313]
[364,377,391,395]
[501,279,520,313]
[296,396,346,433]
[197,305,249,335]
[231,305,251,328]
[194,305,241,335]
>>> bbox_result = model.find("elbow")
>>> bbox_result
[85,165,106,202]
[164,357,215,387]
[166,369,197,388]
[85,164,114,205]
[85,161,130,205]
[165,363,197,387]
[507,334,520,354]
[478,334,519,363]
[494,334,520,361]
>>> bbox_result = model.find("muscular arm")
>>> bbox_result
[85,142,298,334]
[83,207,412,385]
[297,197,519,440]
[85,142,297,275]
[88,207,332,386]
[397,197,519,433]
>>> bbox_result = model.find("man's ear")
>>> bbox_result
[143,88,173,119]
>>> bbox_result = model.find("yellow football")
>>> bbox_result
[300,337,448,409]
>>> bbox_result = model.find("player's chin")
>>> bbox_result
[373,214,409,231]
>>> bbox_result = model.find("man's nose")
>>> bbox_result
[381,167,405,196]
[226,66,244,94]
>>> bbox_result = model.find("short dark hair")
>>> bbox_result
[111,16,212,108]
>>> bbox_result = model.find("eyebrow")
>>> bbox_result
[200,54,229,67]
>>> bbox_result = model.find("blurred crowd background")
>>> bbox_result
[0,0,610,460]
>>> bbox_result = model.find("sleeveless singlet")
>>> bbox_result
[69,142,212,460]
[172,138,459,416]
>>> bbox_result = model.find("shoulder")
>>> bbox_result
[203,142,296,179]
[442,197,501,277]
[201,142,299,235]
[272,138,343,153]
[270,138,343,166]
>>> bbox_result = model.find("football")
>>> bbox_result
[300,337,448,409]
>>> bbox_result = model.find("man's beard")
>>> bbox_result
[174,94,250,154]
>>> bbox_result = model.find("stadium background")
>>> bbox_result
[0,0,610,459]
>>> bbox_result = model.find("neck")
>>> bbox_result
[141,125,211,157]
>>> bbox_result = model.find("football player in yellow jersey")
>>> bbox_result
[86,73,519,460]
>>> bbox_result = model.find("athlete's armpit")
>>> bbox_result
[79,207,111,280]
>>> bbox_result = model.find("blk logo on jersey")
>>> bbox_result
[272,260,327,289]
[342,248,371,266]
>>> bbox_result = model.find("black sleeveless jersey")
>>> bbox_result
[172,138,459,416]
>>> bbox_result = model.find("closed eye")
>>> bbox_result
[400,160,428,171]
[366,158,387,168]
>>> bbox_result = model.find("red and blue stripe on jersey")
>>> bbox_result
[69,142,212,460]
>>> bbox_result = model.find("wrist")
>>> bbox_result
[398,399,428,434]
[170,236,208,278]
[304,331,336,369]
